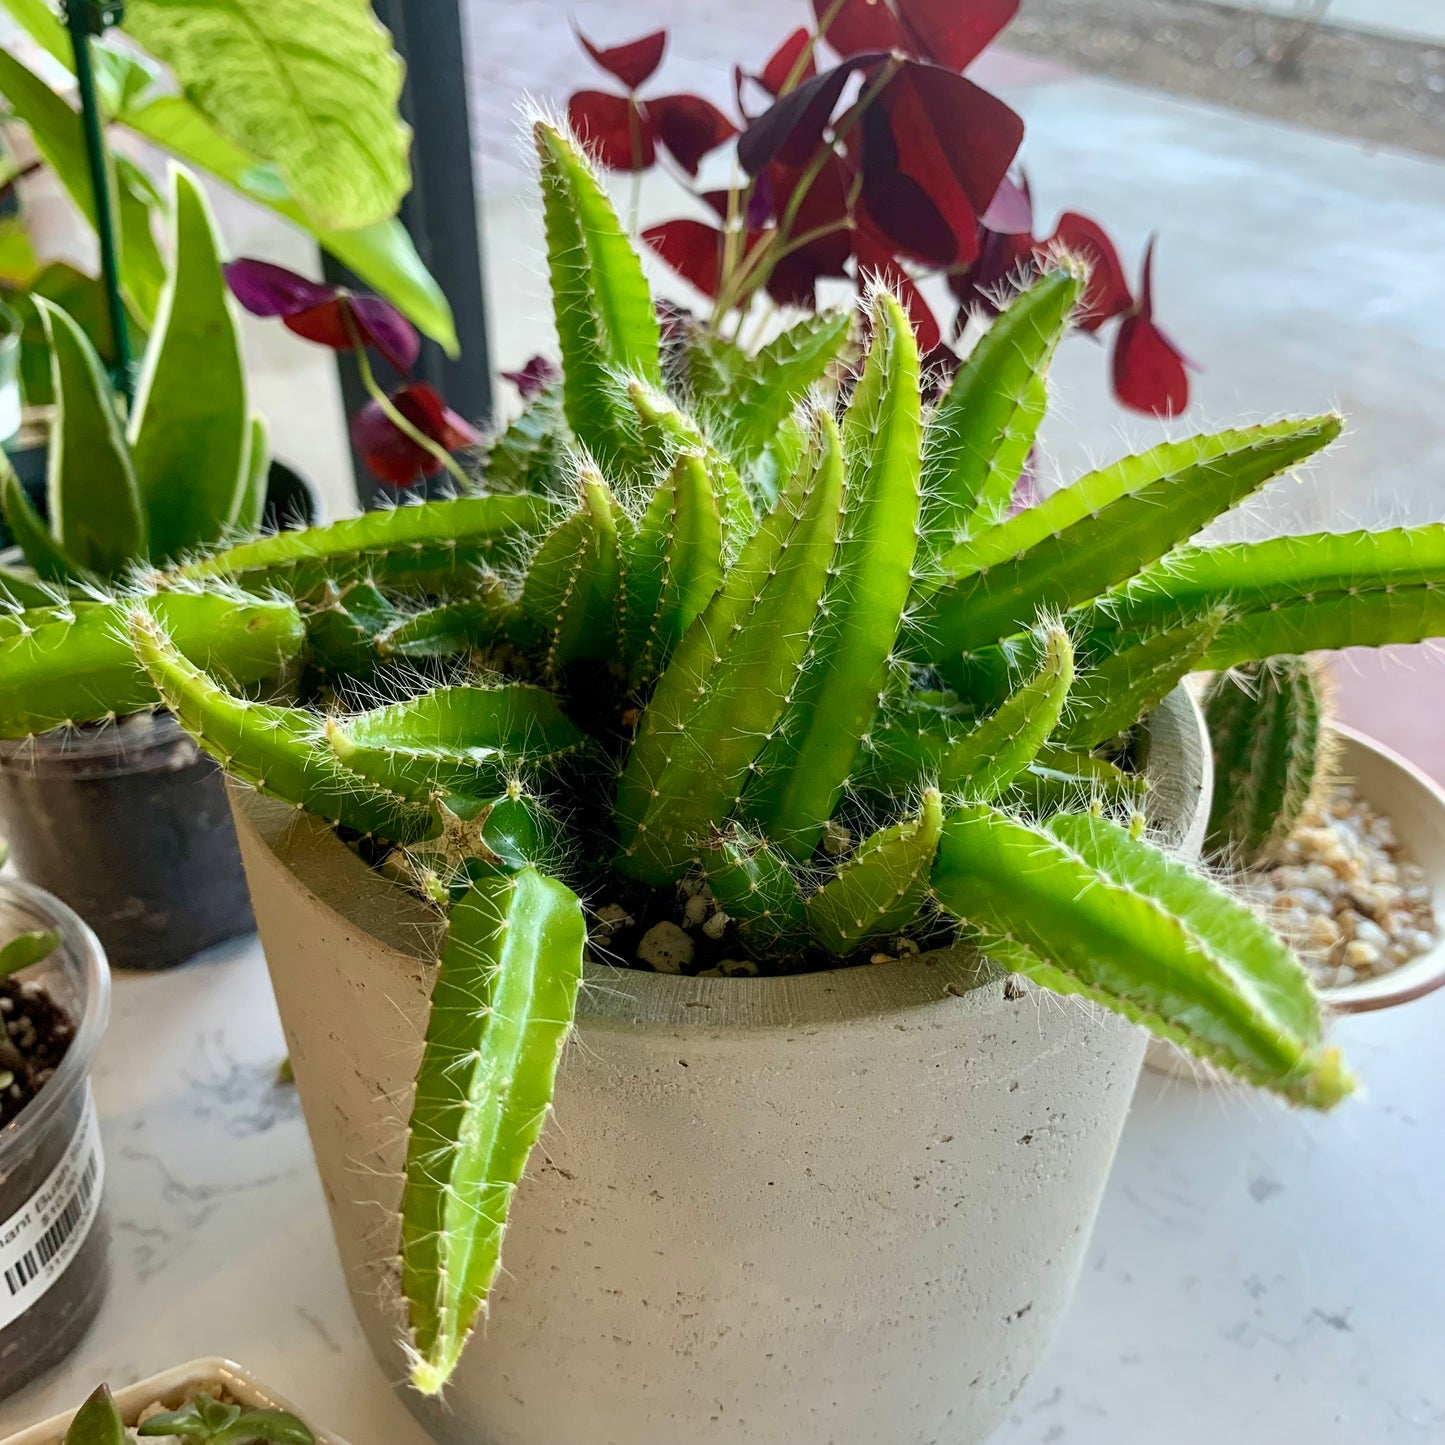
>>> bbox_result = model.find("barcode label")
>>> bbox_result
[0,1096,104,1332]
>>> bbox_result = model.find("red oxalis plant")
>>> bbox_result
[569,0,1192,416]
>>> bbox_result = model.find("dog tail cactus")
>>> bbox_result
[5,118,1445,1395]
[1204,658,1333,867]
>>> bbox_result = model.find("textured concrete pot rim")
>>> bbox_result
[1318,725,1445,1015]
[0,1357,349,1445]
[235,685,1209,1034]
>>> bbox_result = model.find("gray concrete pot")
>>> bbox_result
[230,688,1209,1445]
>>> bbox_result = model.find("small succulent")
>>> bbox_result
[2,122,1443,1395]
[1204,658,1335,868]
[63,1385,313,1445]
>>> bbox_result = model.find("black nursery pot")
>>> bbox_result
[0,715,254,971]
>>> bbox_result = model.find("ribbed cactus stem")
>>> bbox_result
[700,830,808,948]
[1204,658,1332,867]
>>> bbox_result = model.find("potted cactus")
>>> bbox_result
[1202,660,1444,1014]
[0,165,299,970]
[1,122,1444,1442]
[0,846,110,1403]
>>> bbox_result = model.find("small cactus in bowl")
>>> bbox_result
[1,121,1444,1394]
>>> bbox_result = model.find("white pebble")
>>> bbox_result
[637,922,694,973]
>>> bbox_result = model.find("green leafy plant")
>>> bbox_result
[2,120,1443,1393]
[0,0,453,352]
[0,840,60,983]
[62,1384,313,1445]
[0,164,264,583]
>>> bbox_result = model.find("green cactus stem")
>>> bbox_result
[402,867,586,1394]
[932,803,1353,1108]
[912,416,1342,659]
[1005,745,1147,816]
[484,381,567,495]
[1204,659,1331,867]
[615,411,844,884]
[619,450,725,688]
[919,264,1083,545]
[177,494,556,597]
[806,789,944,956]
[0,592,305,737]
[699,830,808,949]
[376,579,517,661]
[743,294,922,858]
[130,607,438,842]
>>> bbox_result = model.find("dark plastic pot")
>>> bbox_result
[0,715,254,971]
[0,876,110,1402]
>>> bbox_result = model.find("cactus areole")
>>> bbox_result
[1,122,1441,1395]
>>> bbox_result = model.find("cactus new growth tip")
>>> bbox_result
[3,120,1442,1392]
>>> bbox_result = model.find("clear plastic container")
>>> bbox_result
[0,878,110,1402]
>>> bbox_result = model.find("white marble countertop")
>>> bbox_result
[0,936,1440,1445]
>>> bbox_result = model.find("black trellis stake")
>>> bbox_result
[59,0,132,407]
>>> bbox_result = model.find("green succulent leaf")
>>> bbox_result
[62,1385,126,1445]
[128,168,250,562]
[932,803,1353,1108]
[122,0,411,232]
[38,299,146,576]
[402,867,586,1394]
[0,927,61,981]
[806,788,943,957]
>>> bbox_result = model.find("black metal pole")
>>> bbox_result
[330,0,493,508]
[61,0,132,406]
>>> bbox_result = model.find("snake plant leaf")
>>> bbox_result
[179,494,557,596]
[932,803,1354,1109]
[130,606,437,841]
[1058,607,1226,752]
[744,294,922,858]
[1,459,85,584]
[122,0,411,233]
[36,300,145,576]
[806,788,944,957]
[700,830,808,949]
[616,413,845,884]
[128,168,250,563]
[619,450,725,688]
[913,414,1342,659]
[920,264,1083,548]
[699,309,853,467]
[0,592,306,738]
[1204,660,1327,867]
[0,48,166,320]
[535,121,661,471]
[62,1385,126,1445]
[402,866,586,1394]
[326,684,585,802]
[515,471,625,673]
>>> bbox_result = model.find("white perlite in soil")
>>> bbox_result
[1247,781,1439,991]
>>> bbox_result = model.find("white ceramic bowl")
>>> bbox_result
[0,1358,348,1445]
[1318,726,1445,1014]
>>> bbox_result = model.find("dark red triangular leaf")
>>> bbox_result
[643,219,731,298]
[352,382,480,488]
[814,0,911,57]
[859,62,1023,266]
[898,0,1019,70]
[575,27,667,91]
[1048,212,1131,332]
[647,94,739,177]
[764,155,854,308]
[738,57,881,174]
[567,90,657,171]
[981,174,1032,235]
[1112,313,1190,417]
[761,28,817,96]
